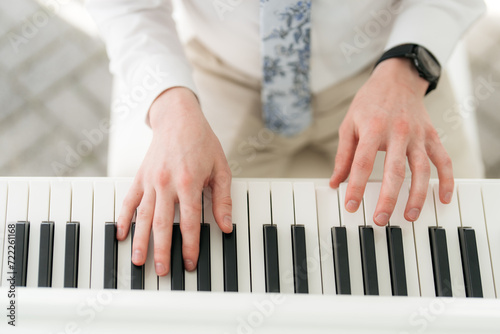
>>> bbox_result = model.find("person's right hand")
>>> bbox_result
[116,87,233,275]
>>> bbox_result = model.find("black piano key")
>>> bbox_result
[359,226,379,295]
[15,221,30,287]
[171,223,184,291]
[103,222,118,289]
[263,224,280,293]
[38,221,54,287]
[64,222,80,288]
[223,224,238,292]
[131,223,145,290]
[331,226,351,295]
[429,227,452,297]
[458,227,483,297]
[386,226,407,296]
[197,224,211,291]
[292,225,308,294]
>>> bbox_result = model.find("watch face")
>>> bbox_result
[416,47,441,79]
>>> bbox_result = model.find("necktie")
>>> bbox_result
[260,0,312,136]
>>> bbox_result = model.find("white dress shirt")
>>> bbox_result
[86,0,485,122]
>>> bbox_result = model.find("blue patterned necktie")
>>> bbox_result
[260,0,312,136]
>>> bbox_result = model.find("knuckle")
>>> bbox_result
[412,191,427,205]
[427,127,441,143]
[136,206,150,219]
[182,243,198,257]
[441,155,453,169]
[338,123,350,137]
[380,195,397,210]
[348,183,365,198]
[177,172,195,193]
[353,155,372,172]
[122,196,137,211]
[412,154,430,174]
[393,119,411,137]
[152,217,169,230]
[154,245,169,258]
[389,160,406,179]
[155,169,172,188]
[183,199,202,215]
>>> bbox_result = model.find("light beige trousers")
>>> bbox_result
[185,39,484,180]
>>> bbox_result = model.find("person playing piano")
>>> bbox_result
[87,0,486,276]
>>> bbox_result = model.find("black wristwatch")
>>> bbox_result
[374,44,441,95]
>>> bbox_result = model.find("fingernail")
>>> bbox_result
[117,227,124,239]
[224,215,233,229]
[185,259,194,271]
[346,200,359,212]
[155,262,166,275]
[407,208,420,221]
[374,213,389,226]
[132,250,143,264]
[444,192,452,203]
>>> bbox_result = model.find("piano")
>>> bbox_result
[0,177,499,333]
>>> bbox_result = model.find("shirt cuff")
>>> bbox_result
[384,4,483,65]
[114,54,198,127]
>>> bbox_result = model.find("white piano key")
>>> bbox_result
[2,181,29,287]
[363,182,392,296]
[458,183,496,298]
[412,185,437,297]
[185,200,200,292]
[70,180,94,289]
[391,182,420,297]
[204,190,223,292]
[270,181,294,294]
[338,183,364,295]
[315,186,338,295]
[116,180,132,290]
[433,183,465,297]
[232,181,251,293]
[49,180,72,288]
[0,181,7,285]
[90,181,115,289]
[293,182,322,295]
[248,182,271,293]
[481,183,500,298]
[26,180,50,287]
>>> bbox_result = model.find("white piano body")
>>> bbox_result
[0,177,499,333]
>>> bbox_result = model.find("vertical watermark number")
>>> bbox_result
[6,223,16,326]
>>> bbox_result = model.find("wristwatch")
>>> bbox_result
[374,44,441,95]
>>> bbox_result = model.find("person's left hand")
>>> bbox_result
[329,57,454,225]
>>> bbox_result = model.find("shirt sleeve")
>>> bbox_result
[86,0,197,125]
[385,0,486,64]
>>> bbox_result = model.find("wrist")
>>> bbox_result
[372,58,429,97]
[148,87,200,131]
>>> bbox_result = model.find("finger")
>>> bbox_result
[178,187,203,271]
[426,132,454,203]
[330,123,357,188]
[211,167,233,234]
[117,182,143,241]
[374,139,408,226]
[344,136,380,213]
[405,146,431,221]
[132,189,155,266]
[151,189,175,276]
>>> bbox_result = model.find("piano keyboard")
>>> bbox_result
[1,177,499,297]
[1,177,500,333]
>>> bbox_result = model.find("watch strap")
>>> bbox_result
[374,44,440,95]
